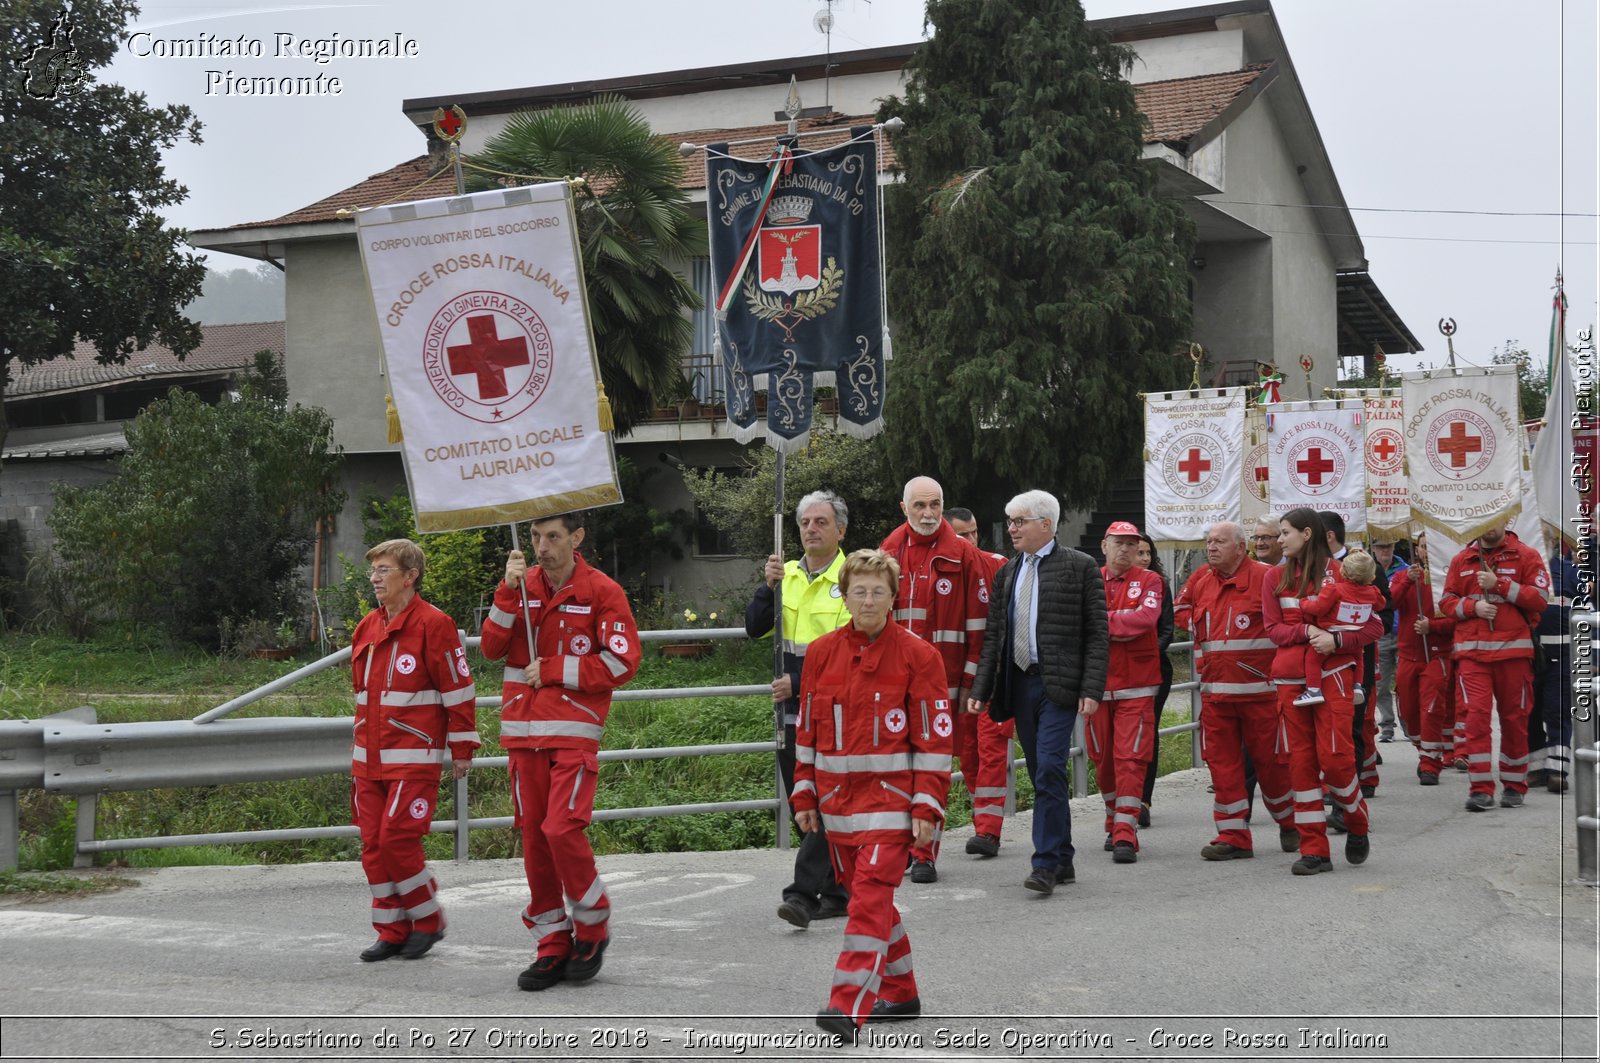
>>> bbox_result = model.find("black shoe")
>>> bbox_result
[815,896,850,920]
[965,833,1000,858]
[868,996,922,1023]
[517,954,568,991]
[907,859,937,884]
[1379,730,1394,743]
[1023,867,1056,895]
[1054,861,1076,884]
[399,930,444,960]
[1360,784,1376,799]
[1292,855,1333,876]
[1112,842,1137,864]
[777,899,816,929]
[1200,842,1253,861]
[1465,791,1494,812]
[360,938,405,962]
[1454,756,1469,772]
[1280,827,1300,853]
[1548,774,1570,794]
[1499,790,1524,808]
[1138,803,1151,828]
[1527,769,1550,788]
[1327,807,1349,835]
[565,937,608,983]
[1345,832,1370,865]
[1103,832,1114,852]
[1418,767,1439,786]
[816,1009,857,1044]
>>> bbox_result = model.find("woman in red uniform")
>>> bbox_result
[1263,508,1382,875]
[790,549,952,1042]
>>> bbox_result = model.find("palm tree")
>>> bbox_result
[472,96,706,433]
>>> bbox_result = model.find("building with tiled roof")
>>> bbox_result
[189,0,1418,591]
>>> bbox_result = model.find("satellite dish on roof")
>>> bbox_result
[813,8,833,33]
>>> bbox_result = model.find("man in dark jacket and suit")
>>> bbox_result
[969,489,1110,895]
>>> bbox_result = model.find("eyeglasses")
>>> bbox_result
[1252,535,1277,543]
[1005,516,1044,528]
[369,565,399,578]
[845,586,892,602]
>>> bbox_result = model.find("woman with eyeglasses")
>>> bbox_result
[790,549,953,1042]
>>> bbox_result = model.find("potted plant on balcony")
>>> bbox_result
[661,607,719,658]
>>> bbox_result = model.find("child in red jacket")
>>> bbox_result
[1294,548,1386,708]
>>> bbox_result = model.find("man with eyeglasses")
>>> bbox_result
[969,490,1109,895]
[1252,516,1284,565]
[880,477,994,881]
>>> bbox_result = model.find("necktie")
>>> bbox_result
[1013,554,1035,670]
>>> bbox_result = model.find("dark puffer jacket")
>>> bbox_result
[971,542,1110,719]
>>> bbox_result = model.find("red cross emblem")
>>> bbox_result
[1423,409,1495,480]
[423,291,556,424]
[1436,421,1483,468]
[447,315,529,400]
[1296,447,1335,486]
[1286,437,1344,496]
[1164,433,1221,498]
[1178,447,1212,483]
[1373,437,1397,462]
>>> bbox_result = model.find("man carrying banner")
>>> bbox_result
[1439,522,1550,811]
[745,490,853,928]
[481,512,641,990]
[1173,522,1295,860]
[880,476,992,882]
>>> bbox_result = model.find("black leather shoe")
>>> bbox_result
[1112,842,1137,864]
[1465,791,1494,812]
[1200,842,1253,861]
[1499,790,1524,808]
[1345,832,1370,865]
[1292,854,1333,875]
[777,899,816,929]
[565,937,608,983]
[868,996,922,1023]
[815,895,850,919]
[360,938,404,962]
[1138,803,1151,828]
[1327,807,1349,834]
[1361,784,1376,798]
[1279,827,1300,853]
[965,833,1000,858]
[399,930,444,959]
[907,859,938,884]
[1023,867,1055,895]
[1103,832,1114,852]
[1418,767,1439,786]
[517,954,567,991]
[1054,860,1075,884]
[816,1008,857,1044]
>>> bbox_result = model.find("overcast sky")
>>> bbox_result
[103,0,1597,374]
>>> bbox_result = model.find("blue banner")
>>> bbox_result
[705,130,885,450]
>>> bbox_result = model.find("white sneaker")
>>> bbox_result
[1293,687,1325,708]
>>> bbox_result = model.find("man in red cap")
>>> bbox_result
[1090,521,1165,863]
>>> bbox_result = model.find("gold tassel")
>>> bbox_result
[596,380,615,433]
[385,394,403,444]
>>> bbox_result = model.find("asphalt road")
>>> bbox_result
[1,741,1595,1063]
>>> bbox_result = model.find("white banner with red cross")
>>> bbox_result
[1241,403,1269,526]
[1266,400,1366,535]
[355,182,621,533]
[1354,389,1407,539]
[1401,366,1523,544]
[1143,388,1246,547]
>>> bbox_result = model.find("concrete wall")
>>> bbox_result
[286,238,394,456]
[0,458,116,560]
[1124,28,1246,84]
[1190,236,1274,366]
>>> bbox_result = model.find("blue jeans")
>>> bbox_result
[1009,670,1077,870]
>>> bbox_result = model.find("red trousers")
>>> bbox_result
[1086,696,1156,850]
[1398,656,1452,775]
[1457,658,1534,797]
[510,748,610,960]
[1280,673,1369,859]
[1198,696,1292,850]
[826,838,918,1027]
[352,777,443,942]
[912,711,1011,862]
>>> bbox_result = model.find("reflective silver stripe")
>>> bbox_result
[1277,596,1299,608]
[488,605,515,628]
[1456,601,1471,619]
[975,787,1008,798]
[396,868,434,894]
[795,746,816,765]
[965,618,987,631]
[446,730,479,745]
[1500,770,1527,783]
[441,685,475,707]
[1214,817,1247,830]
[1505,581,1523,603]
[931,630,964,643]
[1107,685,1159,700]
[962,660,978,676]
[382,690,442,707]
[1201,681,1274,694]
[562,656,580,687]
[369,881,397,898]
[379,748,445,764]
[571,877,609,925]
[1500,752,1530,767]
[792,780,817,797]
[911,753,952,772]
[894,608,928,621]
[1115,795,1142,809]
[407,897,442,919]
[841,933,887,954]
[352,744,368,762]
[599,651,628,677]
[1294,789,1323,802]
[815,751,911,773]
[1200,638,1276,651]
[503,666,528,685]
[355,691,368,705]
[369,908,406,923]
[912,793,945,816]
[1114,812,1138,826]
[1328,777,1359,798]
[573,907,609,925]
[1213,797,1249,814]
[1294,810,1326,824]
[499,720,605,741]
[831,967,877,988]
[883,955,914,977]
[780,639,809,657]
[821,810,914,833]
[1269,805,1293,823]
[1454,640,1534,652]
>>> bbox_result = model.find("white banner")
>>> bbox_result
[356,183,621,533]
[1532,342,1581,549]
[1241,404,1269,526]
[1513,426,1549,558]
[1266,400,1366,534]
[1358,390,1407,538]
[1143,388,1245,546]
[1401,366,1522,543]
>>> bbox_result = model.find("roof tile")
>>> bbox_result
[6,321,284,399]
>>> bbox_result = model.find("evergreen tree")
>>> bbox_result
[878,0,1194,507]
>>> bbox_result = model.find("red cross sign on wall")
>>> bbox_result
[447,315,529,400]
[1436,421,1484,468]
[1296,447,1335,486]
[1177,447,1212,483]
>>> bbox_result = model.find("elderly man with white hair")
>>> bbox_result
[968,490,1109,895]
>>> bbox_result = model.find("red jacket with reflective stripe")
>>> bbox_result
[790,620,953,846]
[880,521,991,694]
[479,554,641,753]
[1102,565,1164,697]
[1439,532,1550,663]
[351,595,479,782]
[1389,566,1455,662]
[1174,558,1277,699]
[1264,558,1383,682]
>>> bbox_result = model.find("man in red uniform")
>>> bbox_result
[879,477,990,881]
[480,512,641,990]
[1173,521,1295,859]
[1388,532,1455,783]
[1091,521,1163,864]
[1439,522,1550,811]
[945,506,1014,859]
[351,538,478,962]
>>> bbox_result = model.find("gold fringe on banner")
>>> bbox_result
[415,482,625,534]
[596,381,615,433]
[386,394,403,444]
